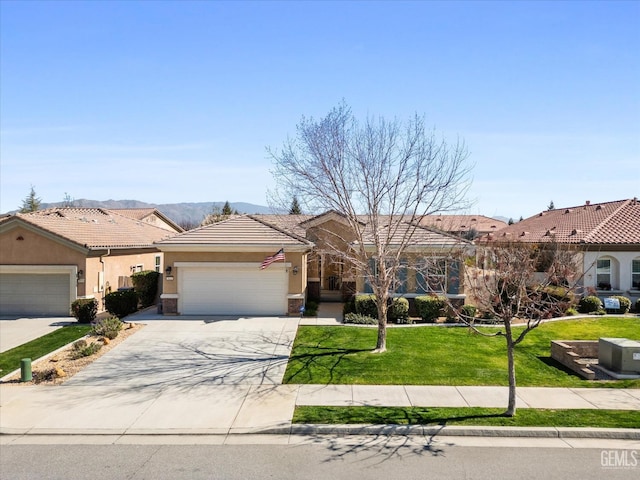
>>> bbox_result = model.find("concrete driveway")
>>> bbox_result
[0,316,75,353]
[65,315,299,388]
[1,313,303,435]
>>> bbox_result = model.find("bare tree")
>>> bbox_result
[269,103,471,352]
[463,240,580,416]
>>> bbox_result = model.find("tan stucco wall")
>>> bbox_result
[1,224,162,311]
[161,250,307,296]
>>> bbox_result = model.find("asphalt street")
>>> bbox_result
[1,439,639,480]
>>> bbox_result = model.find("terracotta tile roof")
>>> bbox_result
[156,215,313,248]
[359,221,471,248]
[419,214,507,235]
[485,199,640,245]
[1,208,176,249]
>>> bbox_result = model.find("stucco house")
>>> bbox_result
[484,198,640,304]
[0,207,179,316]
[157,212,471,316]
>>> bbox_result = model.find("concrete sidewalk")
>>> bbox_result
[1,383,639,438]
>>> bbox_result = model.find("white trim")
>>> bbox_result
[174,262,288,269]
[157,245,310,253]
[160,293,179,299]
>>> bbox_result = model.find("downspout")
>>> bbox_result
[99,248,111,310]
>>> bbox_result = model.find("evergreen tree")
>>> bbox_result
[289,196,302,215]
[508,218,514,225]
[222,201,233,216]
[19,185,41,213]
[547,200,555,210]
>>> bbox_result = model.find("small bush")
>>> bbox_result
[344,313,377,325]
[303,300,318,317]
[388,297,409,323]
[131,270,160,307]
[564,307,579,316]
[91,317,123,340]
[460,304,477,322]
[71,340,102,359]
[606,295,631,314]
[355,294,378,318]
[343,296,356,315]
[104,290,138,318]
[636,299,640,314]
[415,295,446,322]
[578,295,602,314]
[71,298,98,324]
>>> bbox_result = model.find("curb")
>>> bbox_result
[2,425,638,440]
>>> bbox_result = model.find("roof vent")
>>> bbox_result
[520,231,529,237]
[436,218,442,222]
[585,200,591,206]
[539,212,545,216]
[471,218,477,222]
[564,209,572,214]
[596,205,602,211]
[571,229,582,236]
[544,230,552,236]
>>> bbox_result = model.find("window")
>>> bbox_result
[416,258,447,293]
[596,259,611,290]
[155,255,161,273]
[632,259,640,290]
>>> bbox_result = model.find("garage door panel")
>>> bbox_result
[0,273,71,316]
[180,266,287,315]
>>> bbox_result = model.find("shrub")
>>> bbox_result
[91,316,123,340]
[605,295,631,314]
[415,295,446,322]
[636,299,640,314]
[355,294,378,318]
[343,296,356,315]
[71,339,102,359]
[131,270,161,307]
[564,307,579,316]
[104,290,138,318]
[71,298,98,323]
[578,295,602,314]
[303,300,318,317]
[388,297,409,323]
[459,304,477,322]
[344,313,377,325]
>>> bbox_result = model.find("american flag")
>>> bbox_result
[260,248,285,269]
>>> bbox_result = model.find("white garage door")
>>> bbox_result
[179,264,288,315]
[0,273,72,316]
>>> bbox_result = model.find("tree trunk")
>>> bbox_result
[374,299,388,353]
[504,320,517,417]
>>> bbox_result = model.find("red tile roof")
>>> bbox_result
[419,214,507,235]
[1,208,177,249]
[485,199,640,245]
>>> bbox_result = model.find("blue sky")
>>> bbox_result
[1,0,638,220]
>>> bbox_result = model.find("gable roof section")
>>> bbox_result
[109,208,183,233]
[486,199,640,245]
[359,221,471,248]
[155,215,313,251]
[0,208,176,249]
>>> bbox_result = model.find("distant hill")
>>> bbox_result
[33,199,275,226]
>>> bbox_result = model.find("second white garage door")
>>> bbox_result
[0,273,72,316]
[179,263,288,316]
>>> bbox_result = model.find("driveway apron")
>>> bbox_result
[1,316,301,435]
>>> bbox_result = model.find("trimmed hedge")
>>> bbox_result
[104,290,139,319]
[388,297,409,323]
[131,270,160,307]
[355,294,378,318]
[578,295,602,314]
[344,313,377,325]
[71,298,98,323]
[415,295,446,322]
[459,304,477,322]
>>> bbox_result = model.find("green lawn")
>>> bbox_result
[283,317,640,388]
[293,406,640,429]
[0,324,91,376]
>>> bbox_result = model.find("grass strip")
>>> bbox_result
[0,324,92,375]
[284,317,640,388]
[293,406,640,429]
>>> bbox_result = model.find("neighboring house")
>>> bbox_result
[157,212,471,316]
[0,208,178,316]
[108,208,184,233]
[483,198,640,304]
